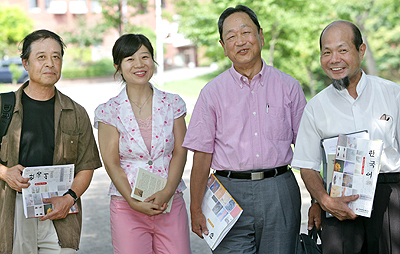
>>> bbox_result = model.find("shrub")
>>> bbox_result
[62,59,115,79]
[9,64,23,84]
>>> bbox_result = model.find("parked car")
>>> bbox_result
[0,57,29,84]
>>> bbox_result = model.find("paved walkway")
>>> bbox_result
[56,67,311,253]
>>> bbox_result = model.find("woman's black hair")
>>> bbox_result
[112,34,156,81]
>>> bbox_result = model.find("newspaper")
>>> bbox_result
[131,167,173,213]
[201,174,243,251]
[21,164,78,218]
[329,134,383,217]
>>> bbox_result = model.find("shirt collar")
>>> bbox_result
[228,59,266,89]
[355,70,367,96]
[116,83,159,105]
[335,69,366,100]
[15,81,74,111]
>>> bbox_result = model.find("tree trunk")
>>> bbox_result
[361,34,378,76]
[307,67,316,98]
[268,22,280,66]
[117,1,123,36]
[356,11,378,76]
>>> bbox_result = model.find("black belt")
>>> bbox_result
[378,173,400,183]
[215,166,288,180]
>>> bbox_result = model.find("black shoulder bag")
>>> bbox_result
[298,226,322,254]
[0,92,16,149]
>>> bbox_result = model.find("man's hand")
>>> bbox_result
[0,165,29,192]
[320,194,359,221]
[39,195,74,221]
[189,151,212,239]
[301,168,358,221]
[191,208,208,238]
[308,203,322,230]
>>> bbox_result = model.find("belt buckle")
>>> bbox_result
[251,172,264,180]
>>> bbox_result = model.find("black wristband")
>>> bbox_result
[311,198,319,204]
[63,189,78,205]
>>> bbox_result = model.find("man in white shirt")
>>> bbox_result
[292,20,400,253]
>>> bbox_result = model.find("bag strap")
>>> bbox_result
[0,92,16,139]
[308,225,322,242]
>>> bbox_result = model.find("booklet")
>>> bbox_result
[201,174,243,251]
[131,167,173,213]
[321,130,369,218]
[329,134,383,217]
[21,164,79,218]
[321,130,369,194]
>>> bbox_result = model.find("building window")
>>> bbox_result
[47,0,67,14]
[91,0,102,13]
[30,0,38,8]
[29,0,41,13]
[70,0,88,14]
[45,0,52,9]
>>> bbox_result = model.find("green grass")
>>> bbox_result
[160,69,314,124]
[161,69,313,101]
[0,84,17,93]
[161,70,221,99]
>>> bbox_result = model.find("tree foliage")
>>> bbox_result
[61,16,109,65]
[101,0,150,35]
[0,4,33,58]
[63,16,108,48]
[173,0,400,95]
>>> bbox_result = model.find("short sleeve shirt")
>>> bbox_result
[94,86,187,196]
[183,59,307,171]
[292,72,400,173]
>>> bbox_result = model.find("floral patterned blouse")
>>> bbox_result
[94,85,187,196]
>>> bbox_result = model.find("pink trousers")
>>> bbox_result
[110,194,191,254]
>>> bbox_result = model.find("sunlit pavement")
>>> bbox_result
[56,67,311,253]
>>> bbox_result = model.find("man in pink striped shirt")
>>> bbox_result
[183,5,307,254]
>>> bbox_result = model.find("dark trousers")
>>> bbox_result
[214,170,301,254]
[321,181,400,254]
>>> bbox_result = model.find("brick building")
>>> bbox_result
[1,0,197,68]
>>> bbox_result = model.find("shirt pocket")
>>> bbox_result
[262,106,292,141]
[372,119,395,148]
[62,131,78,164]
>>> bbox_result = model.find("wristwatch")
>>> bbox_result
[63,189,78,205]
[311,198,319,204]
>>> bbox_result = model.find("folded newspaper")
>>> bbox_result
[330,134,383,217]
[201,174,243,250]
[22,164,78,218]
[131,167,173,213]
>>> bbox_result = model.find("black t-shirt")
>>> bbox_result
[19,91,55,167]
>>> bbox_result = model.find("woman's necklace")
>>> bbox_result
[128,91,152,115]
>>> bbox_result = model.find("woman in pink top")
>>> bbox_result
[94,34,191,254]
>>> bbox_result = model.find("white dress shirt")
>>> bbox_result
[292,71,400,173]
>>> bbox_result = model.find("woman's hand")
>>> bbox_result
[144,189,173,211]
[130,198,166,216]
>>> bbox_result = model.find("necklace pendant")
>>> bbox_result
[128,90,152,116]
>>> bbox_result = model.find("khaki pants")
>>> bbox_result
[13,193,75,254]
